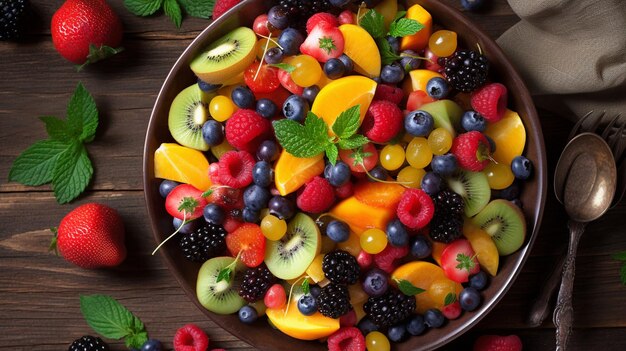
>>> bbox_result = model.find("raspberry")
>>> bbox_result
[173,324,209,351]
[361,100,403,143]
[209,163,220,184]
[218,151,255,188]
[473,335,523,351]
[225,109,272,153]
[306,12,338,33]
[373,244,408,273]
[471,83,508,122]
[327,327,365,351]
[212,0,241,19]
[296,176,335,213]
[451,131,491,172]
[397,189,435,230]
[373,84,404,105]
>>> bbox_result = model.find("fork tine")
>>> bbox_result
[609,115,625,160]
[589,111,606,135]
[602,113,621,140]
[568,111,596,140]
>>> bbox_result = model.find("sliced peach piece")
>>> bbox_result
[349,284,369,305]
[373,0,398,28]
[484,109,526,165]
[266,300,340,340]
[154,143,211,191]
[353,181,406,209]
[399,4,432,52]
[430,239,446,266]
[329,196,396,235]
[353,301,366,323]
[336,231,362,257]
[463,221,499,276]
[403,69,444,95]
[338,24,381,78]
[274,150,325,196]
[306,254,325,283]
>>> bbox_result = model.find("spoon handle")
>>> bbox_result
[527,247,567,327]
[554,220,586,351]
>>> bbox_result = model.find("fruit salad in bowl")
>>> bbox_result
[143,0,546,350]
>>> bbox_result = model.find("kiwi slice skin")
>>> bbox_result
[265,213,321,280]
[191,27,258,84]
[168,84,214,151]
[447,170,490,217]
[472,199,526,256]
[196,256,246,315]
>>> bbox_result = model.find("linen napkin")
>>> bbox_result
[496,0,626,120]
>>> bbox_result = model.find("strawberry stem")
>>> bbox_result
[254,33,273,81]
[48,227,59,255]
[256,33,283,50]
[151,212,189,255]
[285,275,310,316]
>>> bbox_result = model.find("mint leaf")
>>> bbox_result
[201,189,214,198]
[304,112,329,144]
[301,278,310,295]
[273,119,327,158]
[216,267,232,283]
[332,105,361,139]
[179,0,213,19]
[270,63,296,73]
[456,253,477,272]
[52,141,93,204]
[389,18,423,38]
[124,0,163,16]
[8,140,72,186]
[376,37,401,65]
[338,134,369,150]
[163,0,182,28]
[613,251,626,261]
[444,292,456,306]
[39,116,77,140]
[392,11,407,23]
[359,9,385,39]
[80,295,147,346]
[67,83,98,143]
[395,279,425,296]
[325,144,339,165]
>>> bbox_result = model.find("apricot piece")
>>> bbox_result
[353,181,406,209]
[463,220,499,276]
[266,300,340,340]
[274,150,325,196]
[399,4,432,52]
[338,24,381,77]
[403,69,444,95]
[484,109,526,165]
[329,196,396,235]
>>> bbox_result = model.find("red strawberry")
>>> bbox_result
[450,131,491,171]
[300,23,345,62]
[471,83,508,122]
[473,335,523,351]
[207,187,244,210]
[264,283,286,309]
[374,244,409,273]
[212,0,241,19]
[441,239,480,283]
[255,87,291,110]
[244,61,280,94]
[277,68,305,95]
[406,90,436,111]
[361,100,403,143]
[374,84,404,105]
[397,189,435,230]
[217,150,255,189]
[226,223,266,267]
[52,203,126,269]
[338,143,378,173]
[51,0,123,65]
[173,324,210,351]
[306,12,338,34]
[224,109,272,153]
[442,300,462,320]
[165,184,208,220]
[327,327,366,351]
[296,176,335,213]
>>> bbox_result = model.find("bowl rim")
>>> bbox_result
[143,0,547,349]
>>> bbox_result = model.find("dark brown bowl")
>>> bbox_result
[143,1,547,349]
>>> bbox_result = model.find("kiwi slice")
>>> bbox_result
[472,199,526,256]
[265,213,321,280]
[446,170,490,217]
[196,256,246,314]
[169,84,214,151]
[190,27,258,84]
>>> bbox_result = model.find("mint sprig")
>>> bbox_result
[395,279,425,296]
[80,295,148,349]
[301,278,310,295]
[444,292,457,306]
[124,0,215,28]
[8,83,97,204]
[456,253,477,272]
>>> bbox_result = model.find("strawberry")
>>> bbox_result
[406,90,436,111]
[473,335,523,351]
[277,68,304,95]
[361,100,403,143]
[306,12,338,34]
[442,300,462,320]
[471,83,508,122]
[51,0,123,66]
[440,239,480,283]
[243,61,280,94]
[226,223,266,267]
[52,203,126,269]
[300,23,344,62]
[165,184,208,221]
[212,0,241,19]
[338,143,378,173]
[450,131,491,171]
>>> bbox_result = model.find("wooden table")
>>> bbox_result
[2,1,625,350]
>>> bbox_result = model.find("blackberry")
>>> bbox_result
[1,0,29,41]
[364,288,416,328]
[317,283,351,319]
[278,0,332,29]
[68,335,109,351]
[444,50,489,92]
[429,189,464,243]
[238,263,275,302]
[178,223,226,262]
[322,250,360,285]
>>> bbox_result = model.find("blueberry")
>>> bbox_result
[231,86,255,109]
[283,94,309,122]
[242,207,260,223]
[159,180,179,198]
[404,110,434,137]
[256,98,277,119]
[297,294,318,316]
[431,154,458,176]
[362,268,389,297]
[387,324,407,342]
[461,110,486,132]
[253,161,274,187]
[421,172,442,195]
[406,314,426,335]
[329,0,351,7]
[327,161,351,187]
[267,6,288,29]
[460,0,485,11]
[323,58,346,79]
[264,47,284,64]
[338,54,354,73]
[357,317,379,335]
[386,36,400,54]
[326,220,350,243]
[278,28,305,56]
[141,339,163,351]
[173,217,198,234]
[243,184,271,211]
[203,203,225,225]
[426,77,449,99]
[494,181,520,200]
[511,156,533,180]
[302,85,320,104]
[380,64,405,84]
[399,50,420,72]
[256,140,279,162]
[469,271,489,291]
[424,308,445,328]
[202,120,224,146]
[459,287,481,311]
[386,219,409,247]
[238,305,258,324]
[410,235,432,259]
[268,196,295,219]
[368,166,388,181]
[310,285,321,298]
[197,78,221,92]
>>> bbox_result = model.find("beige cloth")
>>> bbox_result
[496,0,626,120]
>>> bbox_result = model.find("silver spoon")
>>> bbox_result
[551,133,616,351]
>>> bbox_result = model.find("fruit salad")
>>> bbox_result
[153,0,534,349]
